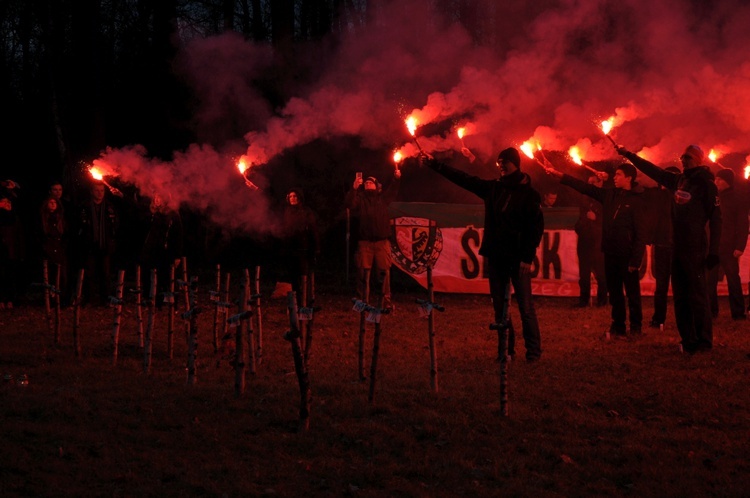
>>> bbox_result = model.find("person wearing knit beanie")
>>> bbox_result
[614,142,721,353]
[681,144,704,165]
[496,148,521,169]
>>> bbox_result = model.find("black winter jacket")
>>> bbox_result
[427,161,543,264]
[621,152,721,255]
[561,174,645,268]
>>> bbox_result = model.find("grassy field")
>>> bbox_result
[1,281,749,497]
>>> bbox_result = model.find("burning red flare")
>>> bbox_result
[237,157,250,175]
[89,166,105,181]
[568,146,583,166]
[405,116,418,137]
[520,140,540,159]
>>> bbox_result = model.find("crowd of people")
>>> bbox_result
[2,142,747,357]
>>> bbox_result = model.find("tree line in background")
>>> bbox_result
[1,0,510,194]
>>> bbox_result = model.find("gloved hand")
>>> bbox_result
[705,254,720,269]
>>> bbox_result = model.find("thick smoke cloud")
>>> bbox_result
[96,0,750,233]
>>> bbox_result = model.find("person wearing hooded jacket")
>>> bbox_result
[281,188,320,303]
[345,170,400,310]
[547,163,646,337]
[708,168,746,320]
[423,148,543,362]
[617,144,721,353]
[139,193,183,302]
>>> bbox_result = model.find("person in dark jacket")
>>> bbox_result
[547,163,645,336]
[281,188,320,304]
[574,174,608,308]
[708,168,747,319]
[617,144,721,353]
[75,182,120,306]
[0,191,24,309]
[140,193,183,301]
[345,169,401,310]
[39,196,68,301]
[424,148,544,361]
[643,166,680,329]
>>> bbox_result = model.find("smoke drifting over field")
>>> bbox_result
[97,0,750,232]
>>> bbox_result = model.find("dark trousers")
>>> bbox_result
[672,250,712,348]
[651,245,672,324]
[708,253,745,318]
[487,257,542,360]
[604,253,642,330]
[577,235,607,305]
[85,247,112,305]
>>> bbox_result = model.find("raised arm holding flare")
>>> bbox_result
[422,148,543,362]
[546,163,645,337]
[616,144,721,353]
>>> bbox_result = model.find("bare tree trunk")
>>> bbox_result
[249,0,266,41]
[111,270,125,366]
[222,0,234,31]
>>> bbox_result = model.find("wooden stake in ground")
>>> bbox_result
[222,272,231,339]
[358,268,370,381]
[143,269,157,374]
[489,282,512,417]
[368,279,390,404]
[134,265,144,348]
[299,274,308,350]
[246,269,257,376]
[181,257,190,342]
[426,266,439,392]
[303,271,316,364]
[229,269,252,396]
[185,277,201,385]
[167,264,176,359]
[72,269,84,358]
[284,291,310,432]
[211,264,221,354]
[253,266,263,364]
[42,260,54,335]
[111,269,125,366]
[54,263,61,345]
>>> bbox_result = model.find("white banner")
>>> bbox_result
[391,220,745,296]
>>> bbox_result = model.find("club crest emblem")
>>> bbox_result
[389,217,443,274]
